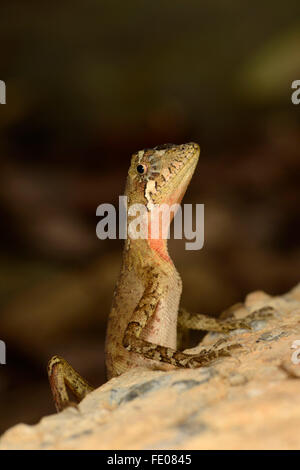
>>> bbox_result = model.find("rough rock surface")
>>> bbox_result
[1,284,300,450]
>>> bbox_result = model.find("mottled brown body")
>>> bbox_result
[105,239,182,378]
[48,143,272,411]
[105,143,198,378]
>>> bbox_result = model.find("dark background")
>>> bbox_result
[0,1,299,433]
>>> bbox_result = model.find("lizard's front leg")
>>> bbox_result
[122,282,240,370]
[48,355,94,412]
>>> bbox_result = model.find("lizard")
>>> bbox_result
[48,142,271,412]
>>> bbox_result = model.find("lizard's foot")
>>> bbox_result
[48,355,94,412]
[221,306,274,333]
[178,306,274,334]
[186,343,241,368]
[183,307,275,368]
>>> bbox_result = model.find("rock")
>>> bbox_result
[1,284,300,450]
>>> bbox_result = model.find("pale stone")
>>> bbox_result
[245,290,272,308]
[1,285,300,450]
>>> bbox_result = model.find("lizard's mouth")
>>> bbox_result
[174,142,199,189]
[146,143,200,260]
[155,142,200,207]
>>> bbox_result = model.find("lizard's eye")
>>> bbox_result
[137,164,147,175]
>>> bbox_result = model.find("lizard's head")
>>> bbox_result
[126,142,200,208]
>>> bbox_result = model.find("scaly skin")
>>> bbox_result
[105,142,200,377]
[48,143,272,411]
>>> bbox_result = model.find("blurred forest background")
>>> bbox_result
[0,1,300,433]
